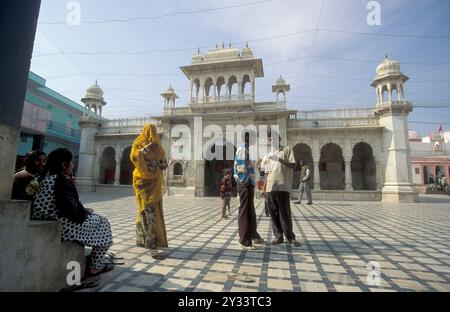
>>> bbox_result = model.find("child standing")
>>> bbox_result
[220,170,233,220]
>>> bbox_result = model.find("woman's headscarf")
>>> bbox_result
[130,124,166,222]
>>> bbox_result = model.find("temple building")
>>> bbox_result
[76,46,419,202]
[409,129,450,188]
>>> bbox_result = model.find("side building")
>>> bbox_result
[16,71,87,172]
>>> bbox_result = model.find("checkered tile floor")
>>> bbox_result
[78,193,450,292]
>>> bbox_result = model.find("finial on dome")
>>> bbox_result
[385,54,389,59]
[216,44,218,49]
[229,43,232,48]
[222,42,225,48]
[95,79,98,86]
[246,41,249,48]
[197,47,200,53]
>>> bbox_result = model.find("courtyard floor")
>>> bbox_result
[77,192,450,292]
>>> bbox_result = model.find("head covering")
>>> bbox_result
[130,124,166,223]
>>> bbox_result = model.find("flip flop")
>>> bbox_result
[226,272,255,283]
[86,263,114,277]
[150,251,166,260]
[59,280,99,292]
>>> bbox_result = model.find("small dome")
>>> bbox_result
[84,81,104,99]
[192,48,203,64]
[376,55,401,76]
[166,84,174,92]
[276,75,286,85]
[408,129,422,142]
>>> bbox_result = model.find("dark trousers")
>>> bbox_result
[238,183,261,246]
[267,191,296,241]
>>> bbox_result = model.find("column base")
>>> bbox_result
[381,183,418,203]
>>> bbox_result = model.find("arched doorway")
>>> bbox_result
[120,146,134,185]
[204,142,237,196]
[319,143,344,190]
[292,143,313,190]
[99,146,116,184]
[351,142,376,190]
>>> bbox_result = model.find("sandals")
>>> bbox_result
[226,272,255,283]
[86,263,114,277]
[150,250,166,260]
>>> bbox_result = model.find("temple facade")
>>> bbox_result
[76,46,418,202]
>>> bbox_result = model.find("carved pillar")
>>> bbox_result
[313,160,321,190]
[345,159,353,191]
[114,153,121,185]
[376,160,382,190]
[312,138,321,190]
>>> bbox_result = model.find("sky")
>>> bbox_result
[30,0,450,136]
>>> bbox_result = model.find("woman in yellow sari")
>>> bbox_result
[130,124,168,259]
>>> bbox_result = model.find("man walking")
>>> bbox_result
[264,131,300,247]
[294,160,313,205]
[234,132,264,250]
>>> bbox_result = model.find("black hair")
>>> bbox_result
[24,150,46,174]
[41,148,73,179]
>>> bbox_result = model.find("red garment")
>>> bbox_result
[220,176,232,197]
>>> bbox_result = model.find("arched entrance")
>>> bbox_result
[204,142,237,196]
[120,146,134,185]
[351,142,376,190]
[292,143,313,189]
[99,146,116,184]
[319,143,344,190]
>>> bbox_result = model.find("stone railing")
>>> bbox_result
[163,107,192,115]
[189,99,254,113]
[293,108,374,119]
[97,117,163,135]
[254,101,286,111]
[190,94,254,103]
[287,107,379,129]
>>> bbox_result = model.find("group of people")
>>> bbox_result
[225,131,304,250]
[12,124,313,280]
[11,124,169,277]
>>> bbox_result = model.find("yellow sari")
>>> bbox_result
[130,124,168,249]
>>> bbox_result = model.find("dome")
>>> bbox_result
[166,84,174,92]
[276,75,286,85]
[81,81,106,107]
[408,129,422,142]
[192,48,203,64]
[202,46,241,63]
[375,55,401,76]
[84,81,104,99]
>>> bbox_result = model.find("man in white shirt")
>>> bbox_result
[264,132,300,247]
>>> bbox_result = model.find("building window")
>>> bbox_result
[415,167,420,174]
[173,162,183,176]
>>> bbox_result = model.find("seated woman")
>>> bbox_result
[11,150,46,200]
[31,148,113,276]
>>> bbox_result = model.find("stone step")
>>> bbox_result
[0,199,31,221]
[0,200,86,291]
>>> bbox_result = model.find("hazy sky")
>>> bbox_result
[31,0,450,136]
